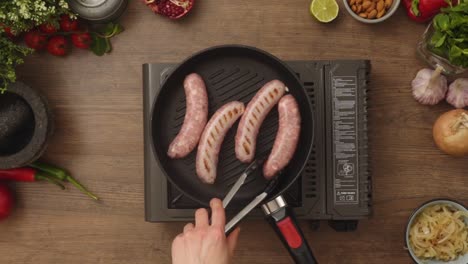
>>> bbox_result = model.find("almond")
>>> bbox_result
[357,5,362,13]
[367,2,376,11]
[362,1,371,9]
[377,9,386,18]
[357,0,363,3]
[359,13,368,18]
[385,0,392,8]
[377,0,384,11]
[352,4,357,12]
[367,9,377,18]
[350,0,356,5]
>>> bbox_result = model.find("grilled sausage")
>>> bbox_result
[167,73,208,159]
[196,101,245,184]
[263,95,301,179]
[235,80,286,163]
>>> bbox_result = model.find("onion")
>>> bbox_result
[433,109,468,157]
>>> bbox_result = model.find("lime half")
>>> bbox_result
[310,0,339,23]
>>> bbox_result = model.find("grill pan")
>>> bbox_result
[150,45,317,264]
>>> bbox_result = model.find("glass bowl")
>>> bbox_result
[417,23,467,75]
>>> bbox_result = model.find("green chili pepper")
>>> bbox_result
[30,161,99,201]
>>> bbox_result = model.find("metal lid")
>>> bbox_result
[67,0,128,22]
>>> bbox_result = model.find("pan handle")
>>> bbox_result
[262,196,318,264]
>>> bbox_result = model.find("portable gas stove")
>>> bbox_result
[143,60,372,231]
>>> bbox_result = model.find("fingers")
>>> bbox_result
[210,198,226,228]
[183,223,194,233]
[195,208,209,227]
[227,227,241,256]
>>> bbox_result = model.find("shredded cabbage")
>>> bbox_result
[409,204,468,261]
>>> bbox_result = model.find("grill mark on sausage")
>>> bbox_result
[243,142,251,155]
[252,113,258,121]
[204,159,210,172]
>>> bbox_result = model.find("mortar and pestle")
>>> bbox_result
[0,82,54,169]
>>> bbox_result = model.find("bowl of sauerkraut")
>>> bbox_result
[406,200,468,264]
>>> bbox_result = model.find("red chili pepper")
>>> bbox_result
[403,0,457,22]
[0,168,65,189]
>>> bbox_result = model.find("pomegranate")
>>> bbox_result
[145,0,194,19]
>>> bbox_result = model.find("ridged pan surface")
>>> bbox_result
[151,45,314,207]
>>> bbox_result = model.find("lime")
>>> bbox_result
[310,0,339,23]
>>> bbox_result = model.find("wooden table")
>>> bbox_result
[1,1,467,263]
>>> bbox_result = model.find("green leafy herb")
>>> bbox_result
[0,0,73,32]
[0,35,32,93]
[0,0,71,91]
[430,2,468,68]
[89,23,124,56]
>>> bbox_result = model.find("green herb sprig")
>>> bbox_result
[430,1,468,68]
[0,0,73,33]
[90,23,124,56]
[0,35,32,93]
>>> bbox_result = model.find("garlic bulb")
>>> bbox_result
[446,78,468,109]
[411,67,448,105]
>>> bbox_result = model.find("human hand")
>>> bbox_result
[171,198,241,264]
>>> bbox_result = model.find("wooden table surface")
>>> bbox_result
[1,1,467,263]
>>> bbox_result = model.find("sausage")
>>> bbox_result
[196,101,245,184]
[263,95,301,179]
[167,73,208,159]
[235,80,286,163]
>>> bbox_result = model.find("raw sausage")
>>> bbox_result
[263,95,301,179]
[167,73,208,159]
[235,80,286,163]
[196,101,245,184]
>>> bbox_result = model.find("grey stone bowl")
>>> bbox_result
[0,82,54,169]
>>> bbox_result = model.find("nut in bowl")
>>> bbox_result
[343,0,400,23]
[405,200,468,264]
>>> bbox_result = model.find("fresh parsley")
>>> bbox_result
[429,1,468,68]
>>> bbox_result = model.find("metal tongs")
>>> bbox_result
[222,160,279,234]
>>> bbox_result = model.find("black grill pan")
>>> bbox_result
[151,45,313,207]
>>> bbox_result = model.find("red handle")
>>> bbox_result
[267,206,318,264]
[277,216,303,249]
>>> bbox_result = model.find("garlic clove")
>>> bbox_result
[446,78,468,109]
[411,67,448,105]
